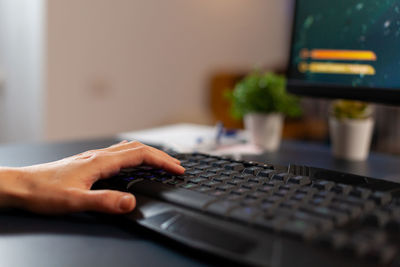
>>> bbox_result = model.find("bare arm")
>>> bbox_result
[0,141,184,214]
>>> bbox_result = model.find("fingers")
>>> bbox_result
[68,189,136,214]
[114,146,185,174]
[105,141,180,164]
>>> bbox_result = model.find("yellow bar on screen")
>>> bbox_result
[298,62,376,75]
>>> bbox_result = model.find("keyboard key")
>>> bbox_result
[194,186,214,194]
[231,187,252,195]
[221,170,240,177]
[369,191,392,205]
[227,178,246,186]
[278,219,318,240]
[212,160,230,168]
[184,169,204,176]
[230,206,262,222]
[271,173,290,183]
[316,231,348,249]
[181,183,199,190]
[243,166,263,176]
[188,177,207,184]
[313,180,335,191]
[200,172,218,179]
[331,183,353,195]
[257,185,277,195]
[213,175,231,182]
[363,210,390,227]
[293,211,334,231]
[288,176,311,186]
[350,187,372,199]
[233,173,253,180]
[205,200,240,216]
[300,205,349,226]
[200,157,218,164]
[203,180,222,188]
[207,167,225,174]
[224,163,245,171]
[257,169,275,178]
[216,184,236,192]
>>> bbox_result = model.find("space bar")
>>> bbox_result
[127,180,217,210]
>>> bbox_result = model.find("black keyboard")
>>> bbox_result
[93,152,400,267]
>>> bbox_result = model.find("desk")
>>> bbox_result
[0,137,400,267]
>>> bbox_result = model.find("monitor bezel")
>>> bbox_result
[286,0,400,105]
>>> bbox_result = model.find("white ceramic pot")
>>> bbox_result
[244,112,284,152]
[329,117,374,161]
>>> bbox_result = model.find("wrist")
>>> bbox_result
[0,167,27,209]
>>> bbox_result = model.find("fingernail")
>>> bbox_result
[119,195,134,211]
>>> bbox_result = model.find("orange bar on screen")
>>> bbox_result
[300,49,377,61]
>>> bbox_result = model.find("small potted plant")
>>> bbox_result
[329,100,374,161]
[227,71,301,151]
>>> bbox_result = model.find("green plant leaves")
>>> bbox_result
[227,71,302,119]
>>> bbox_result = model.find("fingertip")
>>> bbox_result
[118,194,136,212]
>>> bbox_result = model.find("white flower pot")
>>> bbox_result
[329,117,374,161]
[244,113,284,152]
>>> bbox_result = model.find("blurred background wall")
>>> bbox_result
[0,0,293,143]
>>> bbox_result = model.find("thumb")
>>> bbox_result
[73,189,136,214]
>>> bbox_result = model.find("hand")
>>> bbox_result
[0,141,184,215]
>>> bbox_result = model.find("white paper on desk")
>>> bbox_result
[118,123,217,153]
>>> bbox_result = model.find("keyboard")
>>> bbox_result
[93,152,400,267]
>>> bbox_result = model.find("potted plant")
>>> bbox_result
[227,71,301,151]
[329,100,374,161]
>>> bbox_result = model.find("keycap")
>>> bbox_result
[216,184,236,192]
[224,163,245,171]
[278,219,318,240]
[233,173,253,180]
[313,180,335,191]
[200,157,218,164]
[195,164,213,171]
[207,167,225,174]
[205,200,240,216]
[200,172,218,179]
[288,176,311,186]
[331,183,353,195]
[181,183,199,190]
[257,169,275,178]
[188,177,207,184]
[243,166,263,176]
[221,170,240,177]
[227,178,246,186]
[300,205,349,226]
[350,187,372,199]
[184,169,204,176]
[203,180,221,188]
[271,173,290,183]
[363,210,390,227]
[293,211,334,231]
[231,187,252,195]
[317,231,348,249]
[194,186,214,193]
[229,206,262,222]
[241,182,261,190]
[369,191,392,205]
[212,160,230,168]
[213,175,232,182]
[329,202,362,219]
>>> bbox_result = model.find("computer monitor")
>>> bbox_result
[287,0,400,105]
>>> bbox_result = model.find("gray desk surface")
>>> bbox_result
[0,137,399,267]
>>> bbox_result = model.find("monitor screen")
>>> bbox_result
[287,0,400,104]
